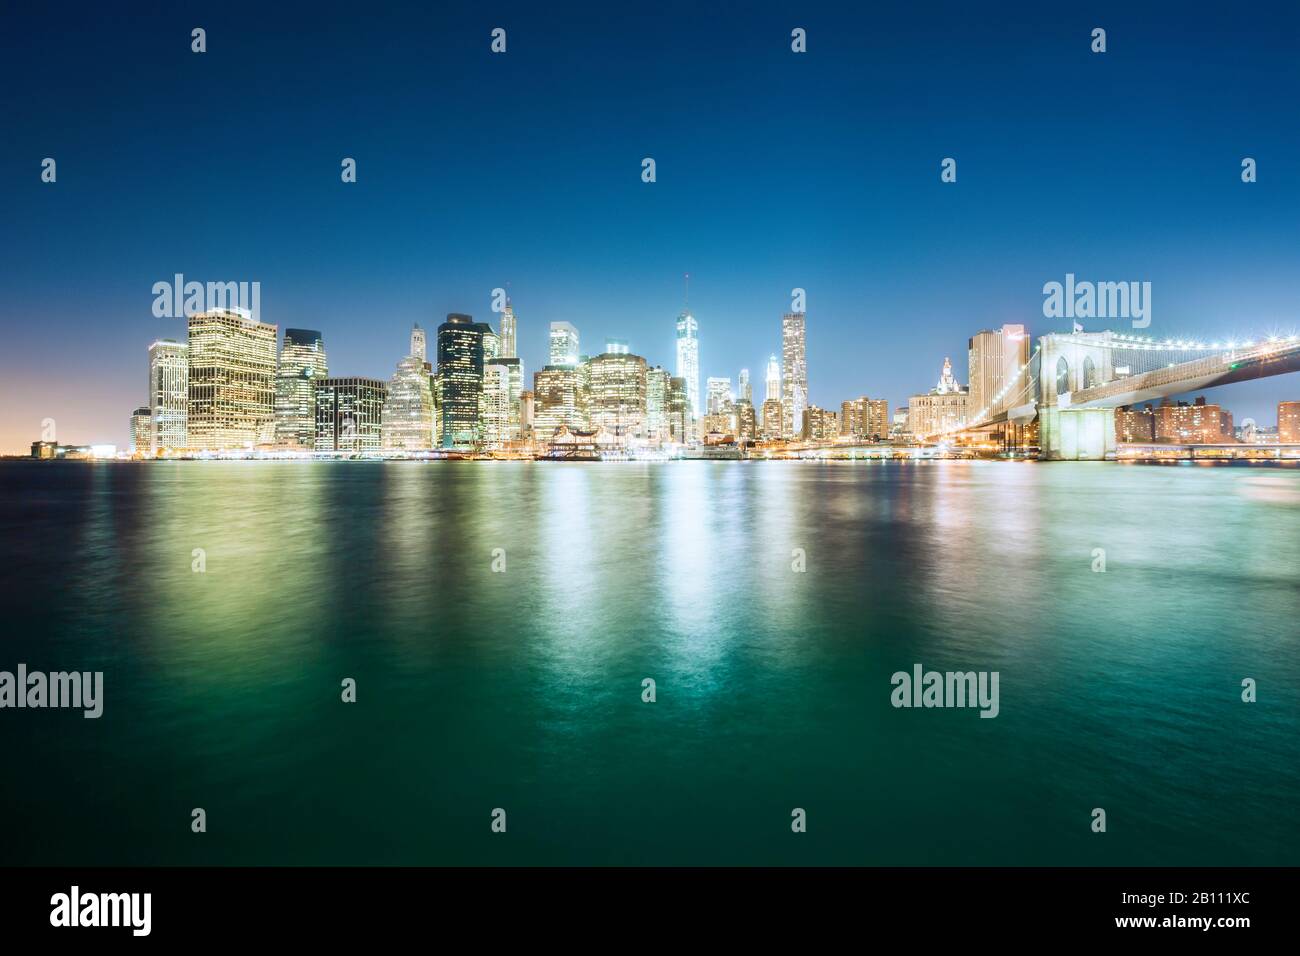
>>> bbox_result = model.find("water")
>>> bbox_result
[1,459,1298,866]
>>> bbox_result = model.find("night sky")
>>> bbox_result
[3,1,1298,451]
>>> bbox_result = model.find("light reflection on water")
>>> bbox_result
[0,460,1297,865]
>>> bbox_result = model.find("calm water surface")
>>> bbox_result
[1,459,1298,865]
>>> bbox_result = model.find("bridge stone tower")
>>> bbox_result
[1036,332,1118,461]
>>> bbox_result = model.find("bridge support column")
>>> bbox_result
[1037,407,1116,461]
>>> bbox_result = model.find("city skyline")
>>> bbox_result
[15,298,1300,458]
[4,2,1300,452]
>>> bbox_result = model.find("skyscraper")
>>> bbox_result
[764,354,780,404]
[549,321,580,367]
[316,378,387,452]
[436,313,495,448]
[275,328,328,450]
[738,368,752,403]
[645,366,670,444]
[519,389,535,440]
[499,301,516,359]
[662,376,687,443]
[533,365,589,437]
[187,309,278,451]
[381,355,435,450]
[761,398,783,440]
[781,312,807,440]
[968,324,1029,418]
[483,356,522,444]
[675,309,700,426]
[148,338,188,455]
[706,377,733,416]
[411,323,427,364]
[735,399,757,443]
[481,361,512,449]
[588,349,648,440]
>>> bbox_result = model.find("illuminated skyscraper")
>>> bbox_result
[706,377,733,416]
[482,343,523,448]
[645,366,670,443]
[316,378,387,452]
[499,301,516,358]
[761,398,783,440]
[738,368,752,403]
[968,324,1029,418]
[411,323,427,364]
[734,399,757,443]
[187,309,278,451]
[436,313,495,448]
[533,365,588,437]
[549,321,580,367]
[492,356,524,442]
[520,389,535,440]
[588,350,648,440]
[481,361,512,448]
[764,354,780,403]
[275,328,328,449]
[781,312,807,440]
[702,376,735,436]
[675,309,700,425]
[381,355,435,450]
[667,376,689,444]
[148,338,188,455]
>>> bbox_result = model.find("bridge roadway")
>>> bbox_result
[1068,339,1300,409]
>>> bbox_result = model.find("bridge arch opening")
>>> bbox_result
[1055,356,1070,396]
[1083,355,1098,389]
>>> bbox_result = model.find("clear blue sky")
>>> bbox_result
[2,0,1298,450]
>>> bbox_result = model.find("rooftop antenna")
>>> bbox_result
[684,272,690,312]
[505,279,511,309]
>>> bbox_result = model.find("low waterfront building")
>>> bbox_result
[1154,397,1234,443]
[841,397,890,441]
[1116,404,1156,442]
[130,407,152,456]
[801,405,838,441]
[1280,401,1300,443]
